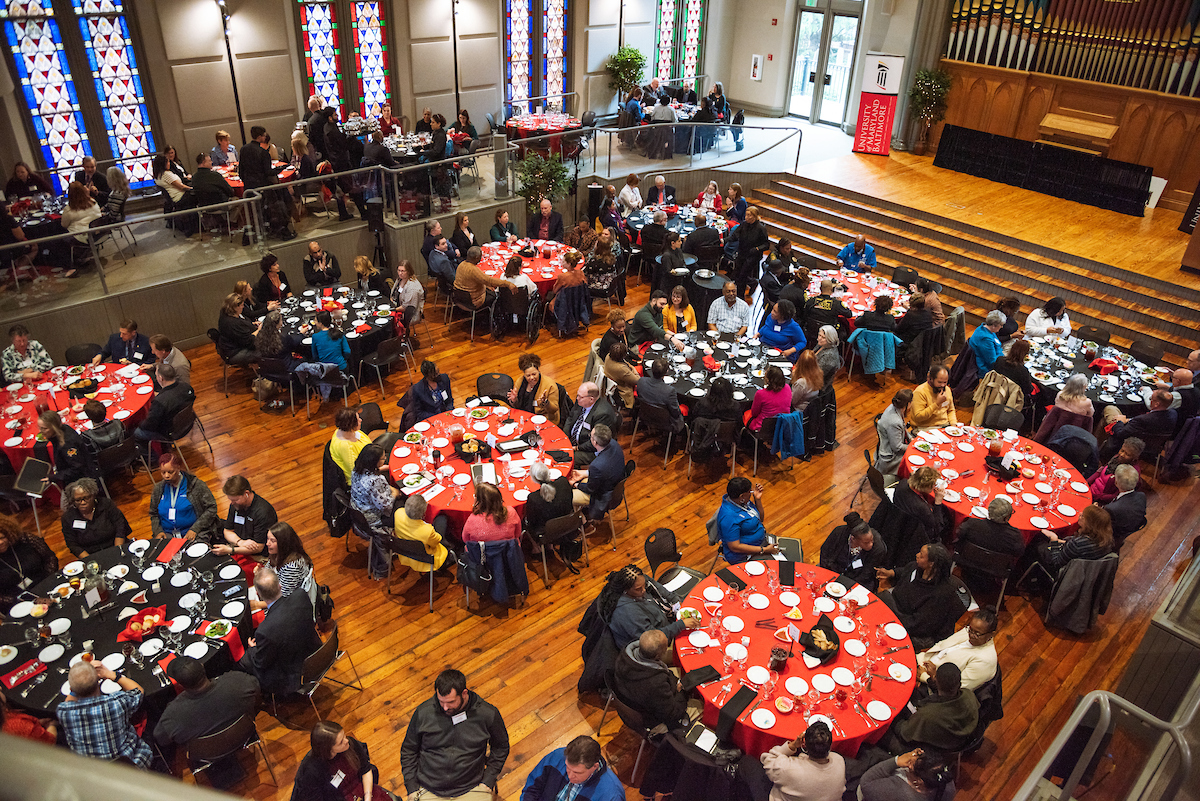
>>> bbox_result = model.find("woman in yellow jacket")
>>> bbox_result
[507,352,561,424]
[392,494,450,572]
[663,284,697,335]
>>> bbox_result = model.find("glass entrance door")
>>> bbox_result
[788,10,862,125]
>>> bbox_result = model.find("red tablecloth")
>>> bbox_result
[214,162,298,197]
[898,427,1089,543]
[807,270,909,319]
[676,562,917,758]
[479,241,579,294]
[506,114,582,155]
[387,407,573,526]
[0,364,152,467]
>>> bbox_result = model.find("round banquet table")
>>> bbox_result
[213,162,297,197]
[626,205,729,245]
[640,332,785,412]
[505,114,582,155]
[479,240,580,295]
[387,407,573,527]
[806,269,909,321]
[898,426,1090,544]
[690,270,732,316]
[0,538,250,715]
[281,286,397,370]
[0,364,153,467]
[675,561,917,757]
[383,133,433,164]
[1025,339,1157,418]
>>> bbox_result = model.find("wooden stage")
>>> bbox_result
[797,151,1200,294]
[8,157,1199,801]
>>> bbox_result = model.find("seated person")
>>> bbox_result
[857,296,897,332]
[565,218,598,254]
[562,384,621,467]
[393,494,451,571]
[1105,464,1147,550]
[294,721,384,801]
[2,323,53,383]
[790,351,823,413]
[190,153,235,208]
[818,512,888,592]
[94,318,153,366]
[61,478,132,558]
[716,477,779,564]
[969,312,1007,378]
[454,246,512,309]
[875,543,960,650]
[524,463,575,545]
[636,358,684,434]
[75,156,110,204]
[569,425,624,518]
[61,181,103,244]
[148,455,219,542]
[521,736,624,801]
[886,663,979,753]
[212,475,277,559]
[597,564,696,648]
[80,398,124,451]
[894,293,932,346]
[507,353,560,424]
[707,281,751,337]
[909,366,957,430]
[915,609,998,692]
[1053,374,1095,419]
[629,291,684,351]
[758,299,806,361]
[216,293,259,367]
[132,363,195,450]
[5,161,52,198]
[747,365,791,432]
[211,129,238,166]
[603,340,640,410]
[858,750,955,801]
[309,311,350,375]
[954,496,1023,557]
[614,630,695,731]
[803,280,852,342]
[1037,504,1113,573]
[991,338,1033,401]
[490,209,519,243]
[0,517,57,616]
[302,240,341,287]
[599,309,637,362]
[891,466,952,554]
[758,259,788,307]
[409,360,454,423]
[153,656,261,759]
[1088,437,1143,504]
[236,568,322,695]
[1099,389,1176,461]
[462,483,520,543]
[646,175,677,206]
[58,661,151,768]
[329,407,372,484]
[836,235,876,273]
[527,198,565,241]
[426,235,458,284]
[752,722,845,801]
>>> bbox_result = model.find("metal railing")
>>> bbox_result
[503,91,579,117]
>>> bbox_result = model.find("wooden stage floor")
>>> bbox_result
[797,151,1200,293]
[9,157,1200,801]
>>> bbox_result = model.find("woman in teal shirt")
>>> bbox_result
[310,311,349,370]
[149,453,218,540]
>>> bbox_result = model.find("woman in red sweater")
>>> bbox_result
[462,483,520,543]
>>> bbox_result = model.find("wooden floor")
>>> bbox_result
[12,170,1200,800]
[797,151,1200,293]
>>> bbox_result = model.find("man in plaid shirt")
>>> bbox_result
[58,661,152,768]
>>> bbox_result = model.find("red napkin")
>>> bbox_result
[354,324,371,334]
[156,538,186,563]
[1089,358,1119,375]
[196,620,246,662]
[2,658,46,690]
[117,605,168,642]
[157,653,180,689]
[323,288,333,297]
[702,354,721,372]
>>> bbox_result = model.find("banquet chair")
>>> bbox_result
[693,242,723,273]
[631,402,686,467]
[207,328,253,398]
[93,438,153,499]
[982,404,1026,434]
[358,335,414,398]
[645,528,706,599]
[534,511,589,586]
[891,266,919,287]
[449,289,496,342]
[1032,407,1090,444]
[296,620,364,720]
[380,533,437,608]
[594,460,635,552]
[598,670,654,785]
[1075,325,1110,347]
[743,415,785,476]
[64,343,103,366]
[686,419,739,479]
[185,712,276,787]
[476,372,515,399]
[1044,553,1119,634]
[953,541,1019,611]
[299,368,360,419]
[255,356,300,416]
[165,405,214,472]
[1128,339,1165,367]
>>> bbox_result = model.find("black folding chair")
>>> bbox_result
[358,335,414,397]
[476,372,514,399]
[166,405,214,472]
[631,402,687,467]
[533,510,589,586]
[953,540,1020,610]
[185,713,276,786]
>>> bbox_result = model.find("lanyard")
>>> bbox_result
[168,481,182,510]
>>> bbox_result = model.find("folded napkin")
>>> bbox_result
[702,354,721,372]
[1089,358,1119,376]
[544,449,572,464]
[156,538,186,563]
[323,288,333,297]
[117,605,168,642]
[157,652,181,690]
[714,567,747,592]
[2,658,46,690]
[354,324,371,334]
[681,664,721,692]
[715,686,757,740]
[778,561,795,586]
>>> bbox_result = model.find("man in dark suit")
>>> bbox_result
[301,239,342,287]
[526,198,564,242]
[562,382,620,467]
[570,424,624,520]
[93,318,153,366]
[1099,389,1177,462]
[1157,368,1198,436]
[153,656,260,760]
[239,125,294,240]
[132,363,194,452]
[682,216,720,255]
[636,358,684,434]
[645,175,677,206]
[1106,464,1147,551]
[639,210,668,254]
[237,569,322,695]
[955,497,1024,557]
[74,156,109,205]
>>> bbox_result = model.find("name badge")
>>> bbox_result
[133,352,143,359]
[451,712,468,725]
[851,558,864,569]
[330,770,345,788]
[582,422,591,430]
[279,283,287,291]
[73,519,87,529]
[234,515,245,525]
[18,577,31,590]
[774,325,781,332]
[168,508,176,521]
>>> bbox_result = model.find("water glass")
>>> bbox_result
[722,652,734,673]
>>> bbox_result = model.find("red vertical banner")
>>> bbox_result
[852,54,905,155]
[853,94,899,154]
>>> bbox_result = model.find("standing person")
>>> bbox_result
[521,736,625,801]
[291,721,382,801]
[239,125,296,241]
[728,206,769,298]
[58,662,152,768]
[400,668,511,801]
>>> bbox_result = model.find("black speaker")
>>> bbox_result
[364,197,385,232]
[586,183,603,226]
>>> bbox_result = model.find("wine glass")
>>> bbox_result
[807,688,821,717]
[722,650,734,674]
[765,670,778,700]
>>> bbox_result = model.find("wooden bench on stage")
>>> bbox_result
[1036,113,1119,157]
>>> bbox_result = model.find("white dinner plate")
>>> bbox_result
[810,674,836,694]
[169,615,191,633]
[779,591,800,607]
[963,486,980,498]
[5,435,26,447]
[971,506,988,518]
[1058,504,1077,516]
[4,405,20,415]
[141,565,164,582]
[345,332,359,339]
[178,592,201,608]
[1071,481,1090,493]
[413,421,431,432]
[513,489,530,501]
[530,415,547,425]
[743,593,768,609]
[185,543,208,558]
[885,622,907,640]
[1022,493,1041,505]
[941,469,959,480]
[1035,482,1054,493]
[844,638,866,657]
[702,586,724,602]
[784,676,808,696]
[724,643,748,661]
[139,638,163,656]
[374,318,390,326]
[0,644,21,665]
[130,374,150,384]
[1030,516,1050,529]
[1054,469,1071,478]
[38,643,65,662]
[48,618,70,635]
[744,561,765,576]
[907,454,926,466]
[956,442,975,452]
[888,662,913,682]
[938,452,956,462]
[750,708,777,729]
[170,571,193,588]
[101,679,121,695]
[401,464,420,474]
[472,422,489,432]
[302,337,312,345]
[8,600,33,618]
[112,409,131,420]
[687,387,704,397]
[688,630,711,648]
[183,642,209,659]
[219,564,242,580]
[867,700,893,721]
[136,385,153,397]
[548,469,562,479]
[453,473,473,486]
[745,665,770,685]
[393,447,411,457]
[824,582,847,598]
[721,615,745,632]
[222,601,245,618]
[831,667,855,686]
[833,616,856,633]
[733,391,747,401]
[814,597,836,613]
[942,489,961,503]
[101,653,125,671]
[128,540,150,555]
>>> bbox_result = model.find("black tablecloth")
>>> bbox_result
[282,287,395,371]
[1025,341,1153,416]
[641,332,785,410]
[691,271,731,316]
[0,539,249,714]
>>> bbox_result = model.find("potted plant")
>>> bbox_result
[515,152,571,214]
[907,68,952,155]
[605,46,647,106]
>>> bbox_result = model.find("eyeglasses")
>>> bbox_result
[72,496,95,506]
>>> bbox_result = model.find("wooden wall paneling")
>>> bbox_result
[1112,100,1155,164]
[986,81,1019,135]
[1014,82,1052,140]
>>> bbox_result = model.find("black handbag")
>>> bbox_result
[457,546,493,594]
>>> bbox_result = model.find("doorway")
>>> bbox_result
[788,10,861,125]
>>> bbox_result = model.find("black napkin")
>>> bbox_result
[544,449,572,464]
[983,455,1019,480]
[714,686,756,740]
[835,574,858,592]
[680,664,720,692]
[799,613,840,665]
[779,561,795,586]
[715,568,747,592]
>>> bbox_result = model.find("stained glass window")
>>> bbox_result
[351,2,389,118]
[505,0,568,114]
[655,0,676,82]
[299,1,344,114]
[654,0,706,83]
[682,0,704,80]
[1,0,157,191]
[71,0,155,188]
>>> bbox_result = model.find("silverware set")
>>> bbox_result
[20,671,48,698]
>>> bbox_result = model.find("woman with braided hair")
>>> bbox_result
[599,563,699,648]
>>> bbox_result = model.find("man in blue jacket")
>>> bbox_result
[569,424,624,519]
[521,736,624,801]
[93,319,153,365]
